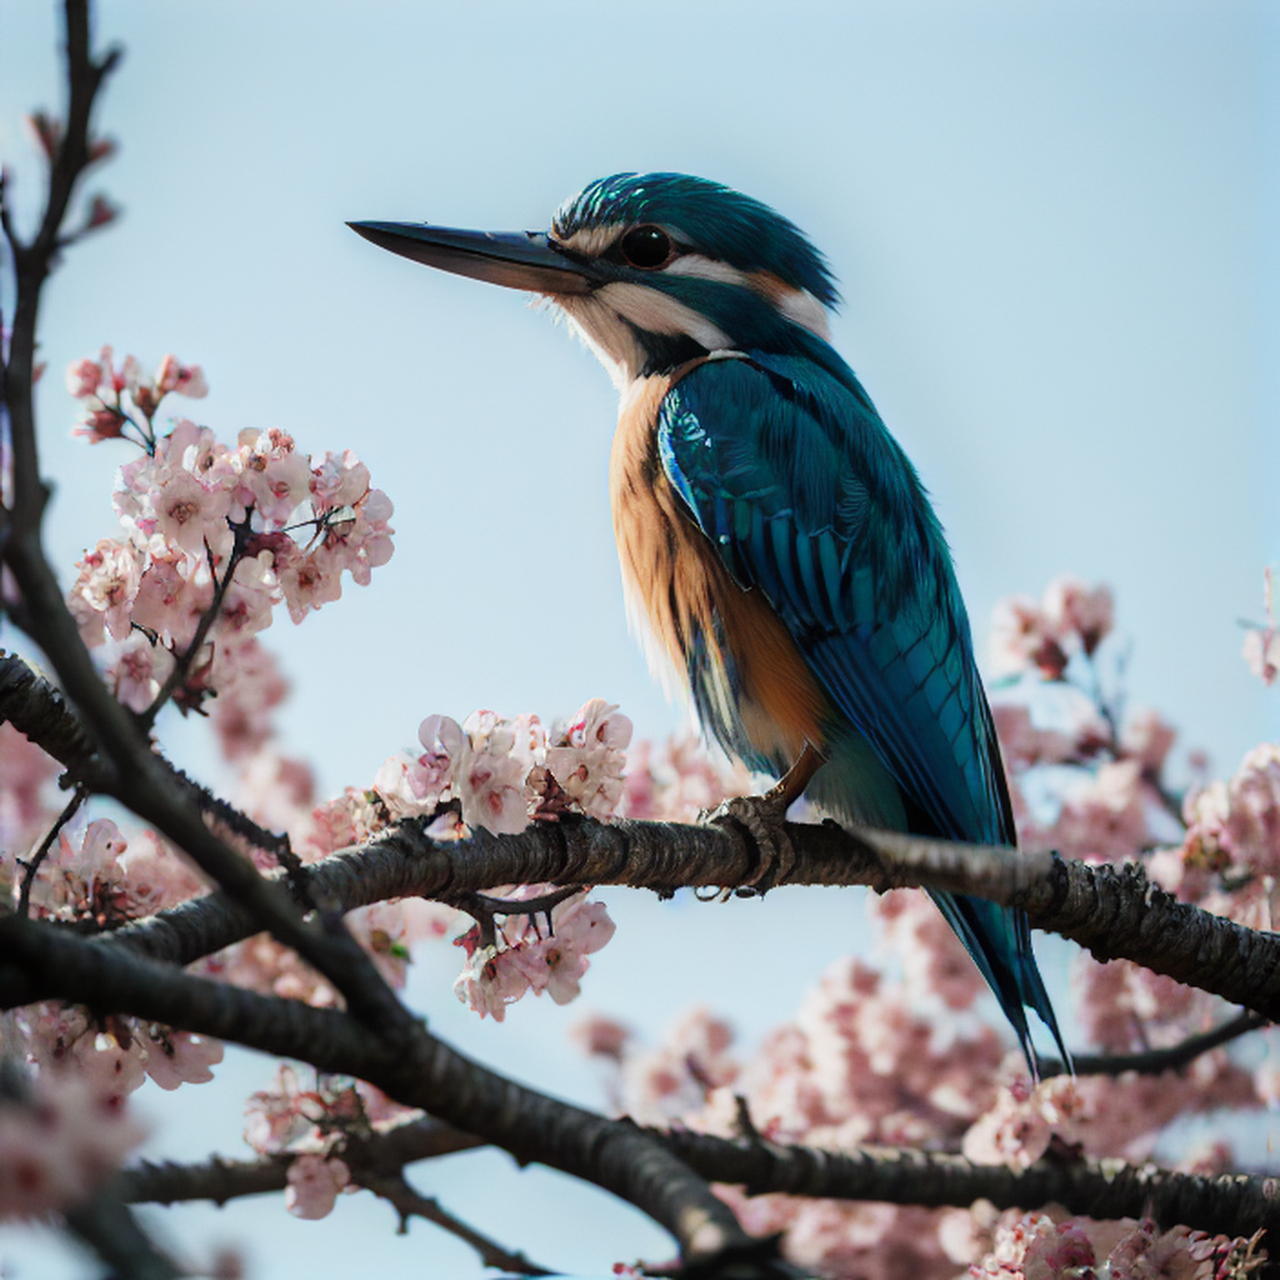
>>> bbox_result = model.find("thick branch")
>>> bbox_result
[0,911,754,1266]
[34,813,1278,1027]
[6,647,1275,1027]
[661,1131,1280,1244]
[0,649,99,773]
[114,1099,1280,1247]
[63,1188,181,1280]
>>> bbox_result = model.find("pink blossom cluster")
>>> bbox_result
[577,953,1010,1276]
[985,576,1181,861]
[0,725,60,869]
[453,887,617,1020]
[30,816,206,925]
[67,346,207,446]
[989,575,1114,680]
[373,698,634,835]
[374,704,635,1019]
[962,1054,1254,1170]
[969,1213,1262,1280]
[0,1069,145,1219]
[65,354,394,716]
[1180,743,1280,884]
[243,1067,419,1219]
[18,1003,223,1102]
[618,736,755,822]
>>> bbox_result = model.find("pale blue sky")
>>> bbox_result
[1,2,1276,1276]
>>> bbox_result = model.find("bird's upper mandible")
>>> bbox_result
[351,172,839,386]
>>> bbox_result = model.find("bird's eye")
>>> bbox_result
[619,225,674,269]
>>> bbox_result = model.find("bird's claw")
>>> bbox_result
[702,790,797,891]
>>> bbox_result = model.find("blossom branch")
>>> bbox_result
[659,1131,1280,1244]
[48,814,1280,1027]
[138,517,251,730]
[0,910,759,1268]
[0,0,388,1044]
[0,650,294,868]
[117,1120,540,1272]
[1,0,121,536]
[0,3,388,1025]
[110,1088,1280,1248]
[117,1117,482,1206]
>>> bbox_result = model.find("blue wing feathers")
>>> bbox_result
[658,353,1067,1070]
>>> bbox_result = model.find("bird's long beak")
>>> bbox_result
[348,221,596,295]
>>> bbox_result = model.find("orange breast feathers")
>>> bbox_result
[609,370,830,766]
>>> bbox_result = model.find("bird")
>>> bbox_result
[350,172,1067,1072]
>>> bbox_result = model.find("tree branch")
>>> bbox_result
[6,646,1276,1032]
[361,1172,555,1275]
[2,0,121,537]
[0,4,401,1041]
[116,1117,482,1206]
[0,911,756,1267]
[112,1093,1280,1247]
[28,811,1276,1028]
[660,1131,1280,1245]
[1049,1011,1268,1079]
[0,650,296,868]
[62,1187,182,1280]
[16,783,86,916]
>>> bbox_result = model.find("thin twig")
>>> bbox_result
[1050,1010,1268,1079]
[362,1172,555,1275]
[17,783,86,916]
[139,518,252,731]
[2,0,121,537]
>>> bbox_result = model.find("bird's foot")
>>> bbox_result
[701,745,825,892]
[702,782,797,892]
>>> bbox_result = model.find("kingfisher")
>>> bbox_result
[350,173,1067,1071]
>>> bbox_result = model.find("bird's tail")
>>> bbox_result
[930,889,1072,1078]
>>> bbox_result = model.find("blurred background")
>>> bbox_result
[1,1,1276,1275]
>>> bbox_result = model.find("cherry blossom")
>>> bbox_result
[138,1027,224,1091]
[454,710,544,835]
[545,698,634,819]
[285,1154,351,1220]
[0,1071,146,1219]
[63,351,395,723]
[988,575,1114,679]
[452,887,616,1020]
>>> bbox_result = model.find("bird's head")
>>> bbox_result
[351,172,839,388]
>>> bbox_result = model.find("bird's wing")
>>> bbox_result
[658,351,1013,848]
[659,352,1067,1066]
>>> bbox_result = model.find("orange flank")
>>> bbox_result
[610,364,829,767]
